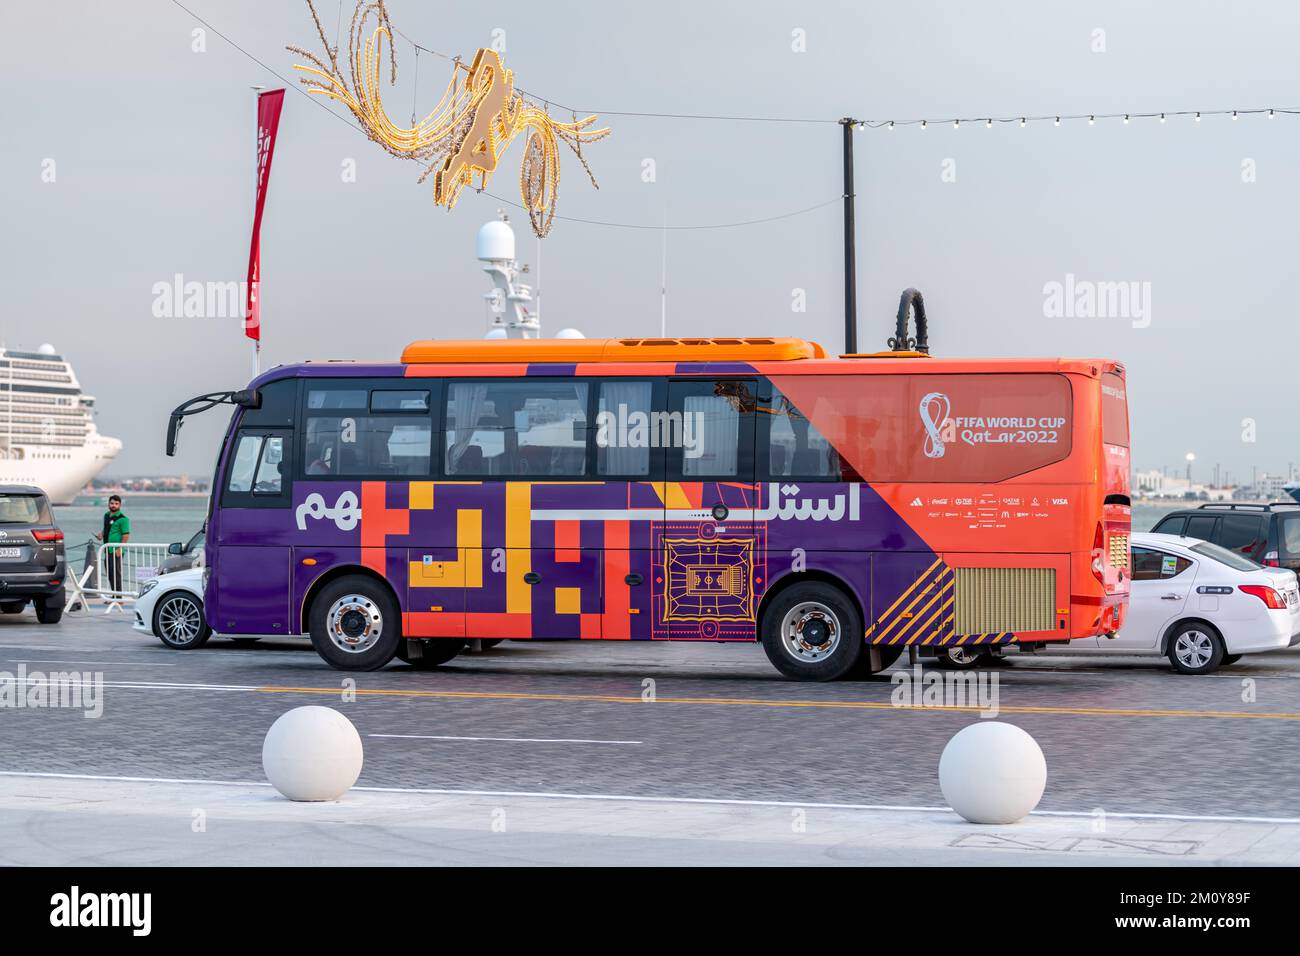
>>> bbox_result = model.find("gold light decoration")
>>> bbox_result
[289,0,608,237]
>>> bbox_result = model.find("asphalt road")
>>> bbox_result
[2,610,1297,821]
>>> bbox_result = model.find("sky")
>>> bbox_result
[2,0,1298,484]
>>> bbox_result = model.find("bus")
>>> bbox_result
[166,336,1131,680]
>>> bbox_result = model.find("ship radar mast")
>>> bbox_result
[478,212,539,339]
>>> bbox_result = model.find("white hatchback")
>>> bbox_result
[1068,532,1300,673]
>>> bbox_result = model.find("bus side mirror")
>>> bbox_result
[233,389,261,409]
[166,413,182,457]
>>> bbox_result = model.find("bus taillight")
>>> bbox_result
[1091,522,1105,584]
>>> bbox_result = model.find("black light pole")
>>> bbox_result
[840,117,858,354]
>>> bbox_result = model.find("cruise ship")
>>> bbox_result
[0,345,121,504]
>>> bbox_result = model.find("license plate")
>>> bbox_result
[0,547,21,559]
[1288,590,1299,607]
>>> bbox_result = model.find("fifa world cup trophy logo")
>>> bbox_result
[919,392,951,459]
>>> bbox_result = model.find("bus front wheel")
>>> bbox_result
[760,582,863,681]
[308,575,402,671]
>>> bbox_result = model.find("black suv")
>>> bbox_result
[0,485,65,624]
[1149,502,1300,574]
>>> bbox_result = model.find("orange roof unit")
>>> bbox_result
[400,337,827,364]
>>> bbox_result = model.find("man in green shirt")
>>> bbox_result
[96,494,131,595]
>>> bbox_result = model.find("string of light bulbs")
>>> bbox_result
[855,107,1300,130]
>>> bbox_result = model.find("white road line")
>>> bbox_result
[369,733,642,745]
[0,770,1297,825]
[6,659,178,667]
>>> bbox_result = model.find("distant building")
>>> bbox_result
[1133,468,1235,500]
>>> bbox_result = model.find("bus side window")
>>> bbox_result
[227,434,264,493]
[304,390,432,479]
[444,380,588,478]
[254,436,284,494]
[597,381,653,477]
[763,385,853,481]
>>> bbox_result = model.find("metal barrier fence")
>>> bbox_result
[67,541,183,612]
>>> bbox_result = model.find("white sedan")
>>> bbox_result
[134,567,212,649]
[1064,532,1300,673]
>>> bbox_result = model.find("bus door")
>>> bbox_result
[662,379,759,640]
[212,425,294,635]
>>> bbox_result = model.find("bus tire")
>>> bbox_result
[760,581,863,681]
[396,638,465,669]
[934,646,988,670]
[308,575,402,671]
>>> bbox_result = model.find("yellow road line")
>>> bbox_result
[253,685,1300,721]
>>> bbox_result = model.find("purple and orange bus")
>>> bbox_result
[167,335,1130,680]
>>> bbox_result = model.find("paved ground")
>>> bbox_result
[2,609,1299,864]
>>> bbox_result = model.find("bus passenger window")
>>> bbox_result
[304,414,431,477]
[765,387,850,480]
[597,381,652,477]
[307,388,367,410]
[227,434,264,492]
[445,380,588,477]
[682,392,739,477]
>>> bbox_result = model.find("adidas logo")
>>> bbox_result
[909,497,924,507]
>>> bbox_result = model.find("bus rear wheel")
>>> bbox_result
[308,575,402,671]
[761,582,863,681]
[935,646,989,670]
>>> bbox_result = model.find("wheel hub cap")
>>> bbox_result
[1176,631,1212,668]
[160,598,200,644]
[780,602,842,662]
[327,595,383,653]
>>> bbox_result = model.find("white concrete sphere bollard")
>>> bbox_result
[262,706,364,801]
[938,722,1046,824]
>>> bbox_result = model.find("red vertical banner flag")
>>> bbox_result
[246,89,285,342]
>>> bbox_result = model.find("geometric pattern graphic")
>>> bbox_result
[868,559,1017,647]
[661,537,754,622]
